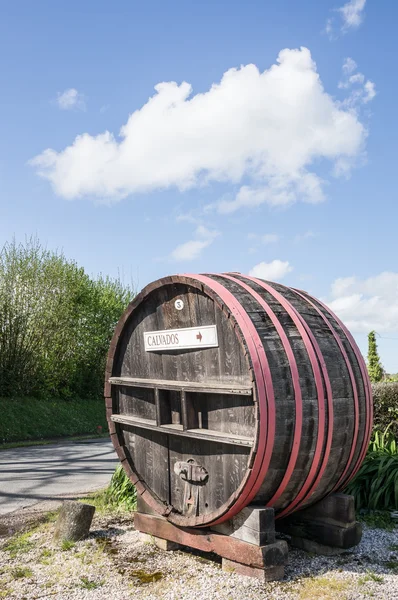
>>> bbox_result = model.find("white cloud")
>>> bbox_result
[31,48,369,208]
[339,0,366,31]
[249,260,293,281]
[342,57,357,75]
[338,57,376,107]
[170,225,219,261]
[363,80,376,103]
[325,272,398,333]
[326,0,366,39]
[56,88,86,111]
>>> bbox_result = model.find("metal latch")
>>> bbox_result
[174,459,208,484]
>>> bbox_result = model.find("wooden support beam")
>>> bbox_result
[276,493,362,554]
[211,506,276,546]
[134,512,287,575]
[110,414,254,447]
[109,376,253,395]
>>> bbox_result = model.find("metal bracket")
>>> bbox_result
[174,458,208,484]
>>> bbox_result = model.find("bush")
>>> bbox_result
[372,382,398,436]
[345,425,398,511]
[0,237,133,399]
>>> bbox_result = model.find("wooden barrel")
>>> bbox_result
[105,274,372,528]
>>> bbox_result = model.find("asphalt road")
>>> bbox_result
[0,439,118,516]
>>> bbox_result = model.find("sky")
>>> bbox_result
[1,0,398,371]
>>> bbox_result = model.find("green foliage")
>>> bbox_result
[358,510,396,531]
[367,331,384,383]
[80,577,104,589]
[358,570,384,585]
[345,425,398,511]
[384,373,398,382]
[82,466,137,512]
[61,540,76,551]
[3,531,36,558]
[370,423,397,454]
[106,465,137,510]
[11,566,33,579]
[372,382,398,437]
[0,237,133,399]
[0,396,108,443]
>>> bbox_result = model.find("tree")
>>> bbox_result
[0,237,134,398]
[367,331,384,383]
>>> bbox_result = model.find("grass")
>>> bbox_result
[0,396,108,444]
[11,566,33,579]
[3,530,36,558]
[0,432,109,450]
[79,576,104,590]
[60,540,76,551]
[358,510,396,531]
[40,548,54,565]
[2,511,59,558]
[390,543,398,551]
[297,575,351,599]
[358,570,385,584]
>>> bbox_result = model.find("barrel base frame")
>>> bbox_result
[135,496,288,581]
[276,492,362,555]
[135,493,362,580]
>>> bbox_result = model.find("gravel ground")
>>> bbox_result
[0,510,397,600]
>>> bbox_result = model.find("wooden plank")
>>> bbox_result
[126,427,170,505]
[181,390,199,430]
[117,414,156,427]
[222,559,284,582]
[109,376,253,395]
[211,506,276,546]
[134,512,288,571]
[154,388,161,427]
[110,414,254,447]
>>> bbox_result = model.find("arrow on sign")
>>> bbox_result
[196,332,202,342]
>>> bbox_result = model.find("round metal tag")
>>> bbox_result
[174,299,184,310]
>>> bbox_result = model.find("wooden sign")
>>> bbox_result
[144,325,218,352]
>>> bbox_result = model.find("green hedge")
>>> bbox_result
[0,397,108,443]
[372,382,398,435]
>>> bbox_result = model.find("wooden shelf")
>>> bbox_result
[110,414,254,447]
[108,376,253,396]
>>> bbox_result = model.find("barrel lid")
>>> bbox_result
[105,275,261,527]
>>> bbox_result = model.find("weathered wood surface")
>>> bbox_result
[277,492,362,552]
[108,278,255,526]
[105,273,371,530]
[134,512,288,572]
[109,376,252,395]
[111,414,254,446]
[53,501,95,543]
[211,506,276,546]
[222,558,284,582]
